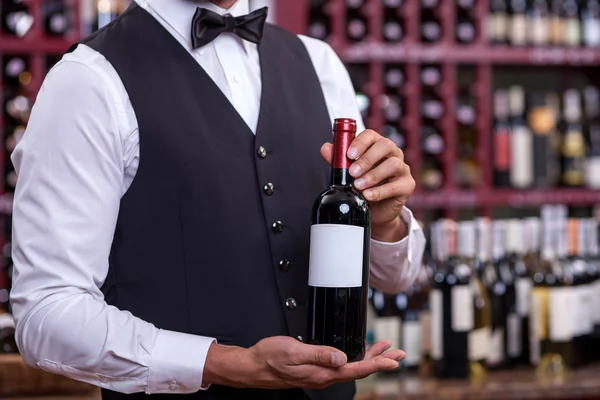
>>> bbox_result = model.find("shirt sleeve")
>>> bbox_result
[298,34,426,293]
[9,47,214,394]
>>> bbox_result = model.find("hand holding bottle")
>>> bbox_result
[202,337,404,389]
[320,129,416,241]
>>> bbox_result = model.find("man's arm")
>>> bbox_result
[10,50,214,394]
[299,35,426,294]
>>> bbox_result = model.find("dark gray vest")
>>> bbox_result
[68,2,356,399]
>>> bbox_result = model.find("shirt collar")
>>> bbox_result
[137,0,254,53]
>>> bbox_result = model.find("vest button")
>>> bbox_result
[257,146,267,158]
[286,298,297,310]
[279,259,291,272]
[297,335,303,342]
[272,221,283,233]
[263,183,275,195]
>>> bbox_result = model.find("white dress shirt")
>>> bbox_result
[9,0,426,395]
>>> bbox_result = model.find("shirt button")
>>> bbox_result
[257,146,267,158]
[279,259,291,272]
[263,183,275,195]
[286,298,297,310]
[169,381,178,391]
[272,221,283,234]
[100,377,108,384]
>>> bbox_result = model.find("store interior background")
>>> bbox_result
[3,0,600,399]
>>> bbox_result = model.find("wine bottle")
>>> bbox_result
[549,0,565,46]
[421,125,445,155]
[509,86,534,188]
[0,312,17,354]
[493,89,512,187]
[43,0,70,37]
[583,0,600,47]
[477,218,507,370]
[383,125,405,149]
[585,87,600,189]
[398,288,423,370]
[489,0,509,44]
[370,290,402,355]
[307,118,371,362]
[586,218,600,362]
[528,92,557,188]
[456,18,477,44]
[561,89,586,187]
[508,219,533,365]
[430,220,471,379]
[459,221,491,380]
[528,0,550,46]
[383,20,404,42]
[510,0,528,46]
[563,0,581,47]
[385,66,405,89]
[421,157,444,190]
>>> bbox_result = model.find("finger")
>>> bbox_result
[364,170,416,202]
[320,142,333,166]
[364,340,392,359]
[333,357,400,382]
[379,349,406,362]
[291,344,348,368]
[353,156,405,191]
[346,129,381,161]
[349,137,401,179]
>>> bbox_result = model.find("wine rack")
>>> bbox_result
[276,0,600,221]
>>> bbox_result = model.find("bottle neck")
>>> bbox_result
[331,130,355,186]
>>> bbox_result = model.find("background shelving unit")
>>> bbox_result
[275,0,600,221]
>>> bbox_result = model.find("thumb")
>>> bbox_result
[320,142,333,166]
[310,346,347,368]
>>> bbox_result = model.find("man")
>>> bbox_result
[9,0,426,399]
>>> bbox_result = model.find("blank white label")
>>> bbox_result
[572,286,593,336]
[402,321,422,367]
[308,224,365,288]
[0,313,14,329]
[468,327,491,361]
[430,289,443,360]
[510,126,533,188]
[452,285,474,332]
[374,317,400,348]
[515,278,532,317]
[594,280,600,324]
[507,313,521,358]
[549,287,573,342]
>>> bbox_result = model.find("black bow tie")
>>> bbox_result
[191,6,268,49]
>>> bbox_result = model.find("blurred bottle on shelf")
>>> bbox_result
[528,92,557,188]
[1,0,34,37]
[430,220,471,379]
[585,86,600,189]
[488,0,509,44]
[420,0,442,43]
[510,0,528,46]
[563,0,582,47]
[421,157,444,191]
[460,221,491,382]
[548,0,565,46]
[456,90,479,188]
[421,125,444,156]
[493,89,512,188]
[561,89,587,187]
[383,19,403,43]
[527,0,549,46]
[43,0,71,37]
[583,0,600,47]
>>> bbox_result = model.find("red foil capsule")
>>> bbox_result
[332,118,357,169]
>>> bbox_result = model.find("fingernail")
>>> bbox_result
[349,164,361,176]
[347,147,358,159]
[364,189,373,199]
[354,178,365,189]
[332,352,346,367]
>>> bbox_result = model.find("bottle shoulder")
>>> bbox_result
[316,185,369,207]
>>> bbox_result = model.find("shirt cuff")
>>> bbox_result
[146,329,215,394]
[369,207,421,293]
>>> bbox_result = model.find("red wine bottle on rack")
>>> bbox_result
[307,118,371,362]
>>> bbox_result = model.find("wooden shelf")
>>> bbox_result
[0,354,97,398]
[356,364,600,400]
[406,189,600,209]
[340,43,600,66]
[0,37,75,54]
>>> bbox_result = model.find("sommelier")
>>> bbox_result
[8,0,425,399]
